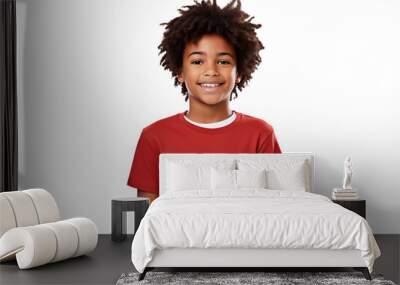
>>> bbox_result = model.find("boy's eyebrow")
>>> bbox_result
[188,51,234,58]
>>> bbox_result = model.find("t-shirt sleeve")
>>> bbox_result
[127,129,160,195]
[256,128,282,153]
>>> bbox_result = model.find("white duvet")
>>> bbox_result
[131,189,381,273]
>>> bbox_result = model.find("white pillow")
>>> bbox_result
[266,164,307,191]
[211,168,236,190]
[167,162,210,191]
[237,169,267,188]
[211,168,268,190]
[237,159,310,191]
[166,160,235,192]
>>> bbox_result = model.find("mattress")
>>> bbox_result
[131,189,381,273]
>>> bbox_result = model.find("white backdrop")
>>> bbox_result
[16,0,400,233]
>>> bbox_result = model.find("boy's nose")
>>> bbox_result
[202,60,219,76]
[204,66,219,77]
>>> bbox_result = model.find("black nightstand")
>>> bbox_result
[332,199,366,219]
[111,197,149,241]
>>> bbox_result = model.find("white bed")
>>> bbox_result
[131,153,381,281]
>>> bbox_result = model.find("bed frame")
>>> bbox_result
[138,153,372,281]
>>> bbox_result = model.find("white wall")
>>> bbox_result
[16,0,400,234]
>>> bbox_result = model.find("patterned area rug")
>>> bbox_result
[116,271,396,285]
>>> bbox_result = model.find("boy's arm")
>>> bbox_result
[127,129,160,204]
[137,189,158,203]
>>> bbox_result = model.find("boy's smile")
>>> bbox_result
[178,34,241,106]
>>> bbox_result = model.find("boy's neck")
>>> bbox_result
[185,102,233,124]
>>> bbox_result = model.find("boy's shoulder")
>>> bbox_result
[142,113,180,134]
[239,112,275,133]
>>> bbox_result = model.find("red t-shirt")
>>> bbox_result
[127,110,281,195]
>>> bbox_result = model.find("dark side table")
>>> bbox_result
[332,199,366,219]
[111,197,149,241]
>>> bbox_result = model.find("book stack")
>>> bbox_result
[332,188,359,200]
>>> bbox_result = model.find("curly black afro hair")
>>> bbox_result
[158,0,264,101]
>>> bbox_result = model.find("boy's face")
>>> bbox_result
[178,34,241,105]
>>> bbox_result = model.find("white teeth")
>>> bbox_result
[201,83,221,88]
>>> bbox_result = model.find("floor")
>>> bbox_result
[0,234,398,285]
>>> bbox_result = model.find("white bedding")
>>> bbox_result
[131,189,381,273]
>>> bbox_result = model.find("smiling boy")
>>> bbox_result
[128,0,281,203]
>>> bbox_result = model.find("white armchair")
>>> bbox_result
[0,188,98,269]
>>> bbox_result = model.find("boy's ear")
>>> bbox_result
[178,74,184,83]
[236,76,241,84]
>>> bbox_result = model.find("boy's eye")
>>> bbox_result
[191,60,202,65]
[218,60,230,65]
